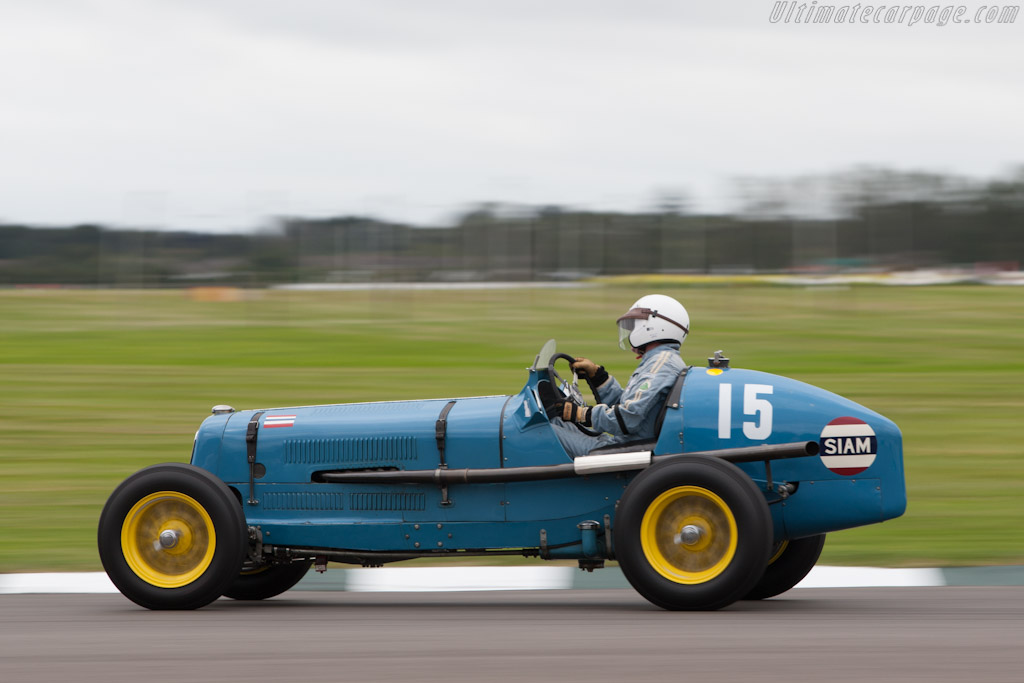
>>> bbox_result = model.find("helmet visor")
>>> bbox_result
[617,319,635,350]
[616,308,651,350]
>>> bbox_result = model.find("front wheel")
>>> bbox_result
[97,463,247,610]
[743,534,826,600]
[614,456,772,610]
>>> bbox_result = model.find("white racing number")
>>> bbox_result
[718,383,774,440]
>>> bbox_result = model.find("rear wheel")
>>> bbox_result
[614,456,772,610]
[744,534,826,600]
[223,560,313,601]
[97,463,247,610]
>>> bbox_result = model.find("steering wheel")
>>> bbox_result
[546,353,603,437]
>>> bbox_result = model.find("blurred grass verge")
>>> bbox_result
[1,284,1022,572]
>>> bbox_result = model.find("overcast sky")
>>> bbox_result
[1,0,1020,232]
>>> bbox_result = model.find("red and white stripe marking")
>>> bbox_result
[263,414,297,428]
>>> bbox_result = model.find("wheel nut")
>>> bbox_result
[158,530,180,549]
[677,524,703,546]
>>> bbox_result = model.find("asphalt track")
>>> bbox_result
[2,587,1023,683]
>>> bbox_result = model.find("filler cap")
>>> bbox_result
[707,350,730,368]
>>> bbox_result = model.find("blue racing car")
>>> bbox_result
[98,339,906,610]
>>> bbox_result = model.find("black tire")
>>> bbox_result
[614,455,772,611]
[97,463,247,610]
[743,534,826,600]
[223,560,313,601]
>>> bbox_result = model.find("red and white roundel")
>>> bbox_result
[819,417,877,476]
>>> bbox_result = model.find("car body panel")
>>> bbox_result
[676,367,906,539]
[188,343,906,560]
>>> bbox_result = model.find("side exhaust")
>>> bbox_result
[315,440,819,485]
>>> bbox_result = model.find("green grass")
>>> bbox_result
[1,284,1022,572]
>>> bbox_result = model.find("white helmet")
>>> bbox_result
[616,294,690,351]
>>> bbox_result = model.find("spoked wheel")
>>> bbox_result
[223,560,313,601]
[744,534,826,600]
[615,456,772,610]
[98,463,247,610]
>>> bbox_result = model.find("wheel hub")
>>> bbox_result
[676,524,705,547]
[158,529,182,550]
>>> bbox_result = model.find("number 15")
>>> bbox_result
[718,384,774,440]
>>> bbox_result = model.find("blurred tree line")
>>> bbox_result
[1,167,1021,286]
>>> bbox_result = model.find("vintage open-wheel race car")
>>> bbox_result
[98,340,906,610]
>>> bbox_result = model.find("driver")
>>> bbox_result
[539,294,689,458]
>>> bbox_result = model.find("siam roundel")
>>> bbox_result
[819,417,877,476]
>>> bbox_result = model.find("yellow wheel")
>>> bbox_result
[98,463,247,610]
[744,534,826,600]
[120,491,217,588]
[615,456,772,611]
[768,540,790,565]
[640,486,739,585]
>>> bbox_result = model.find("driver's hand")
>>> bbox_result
[573,357,609,388]
[538,380,592,426]
[547,398,592,425]
[560,402,592,426]
[572,357,600,378]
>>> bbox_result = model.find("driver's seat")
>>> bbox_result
[586,367,689,456]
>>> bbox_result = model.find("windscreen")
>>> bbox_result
[532,339,558,371]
